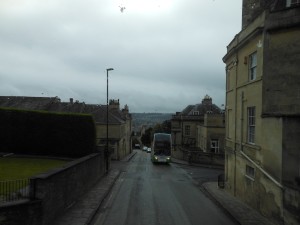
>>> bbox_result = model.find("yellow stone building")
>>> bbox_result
[223,1,300,224]
[171,95,225,163]
[95,99,132,160]
[197,113,225,153]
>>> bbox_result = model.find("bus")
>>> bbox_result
[151,133,172,164]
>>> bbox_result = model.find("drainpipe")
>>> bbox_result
[234,53,239,197]
[240,91,244,151]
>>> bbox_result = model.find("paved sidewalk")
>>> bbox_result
[171,158,275,225]
[202,182,274,225]
[53,151,137,225]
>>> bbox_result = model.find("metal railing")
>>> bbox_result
[0,179,30,203]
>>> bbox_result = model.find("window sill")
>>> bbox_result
[242,142,261,151]
[237,77,262,89]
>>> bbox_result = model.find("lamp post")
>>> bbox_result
[106,68,114,173]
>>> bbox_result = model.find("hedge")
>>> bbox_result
[0,107,96,157]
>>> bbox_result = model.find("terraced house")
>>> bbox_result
[223,0,300,224]
[0,96,132,160]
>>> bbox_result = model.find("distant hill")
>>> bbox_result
[131,113,172,131]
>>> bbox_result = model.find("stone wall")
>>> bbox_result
[30,152,105,225]
[0,151,106,225]
[0,200,42,225]
[180,148,225,167]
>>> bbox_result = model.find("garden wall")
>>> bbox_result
[0,150,106,225]
[0,200,42,225]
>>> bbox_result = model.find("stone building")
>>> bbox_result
[92,99,132,160]
[0,96,132,160]
[223,1,300,224]
[171,95,224,160]
[197,113,225,154]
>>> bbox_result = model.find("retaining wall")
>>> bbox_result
[0,151,106,225]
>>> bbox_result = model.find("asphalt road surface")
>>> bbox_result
[91,150,236,225]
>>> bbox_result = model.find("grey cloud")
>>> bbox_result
[0,0,241,113]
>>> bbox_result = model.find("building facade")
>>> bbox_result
[171,95,224,160]
[197,113,225,154]
[223,1,300,224]
[96,99,132,160]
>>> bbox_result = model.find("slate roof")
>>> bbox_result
[176,95,222,116]
[0,96,128,125]
[0,96,58,111]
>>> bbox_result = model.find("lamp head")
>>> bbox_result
[106,68,114,71]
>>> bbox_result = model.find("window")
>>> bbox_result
[227,109,233,139]
[286,0,300,7]
[249,52,257,81]
[226,70,231,90]
[210,139,219,153]
[185,125,190,136]
[246,165,255,179]
[247,107,256,144]
[193,111,199,115]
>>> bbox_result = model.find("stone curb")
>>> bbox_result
[171,158,224,170]
[86,169,121,225]
[201,182,275,225]
[200,183,241,225]
[86,151,137,225]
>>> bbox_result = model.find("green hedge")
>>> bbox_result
[0,107,96,157]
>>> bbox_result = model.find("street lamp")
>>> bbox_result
[106,68,114,173]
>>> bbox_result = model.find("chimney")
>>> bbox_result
[202,94,212,105]
[242,0,276,29]
[109,99,120,110]
[122,104,130,115]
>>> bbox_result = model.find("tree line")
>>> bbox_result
[141,120,171,147]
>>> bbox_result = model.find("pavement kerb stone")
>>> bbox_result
[122,150,137,162]
[170,158,275,225]
[53,151,138,225]
[201,182,275,225]
[86,151,137,225]
[85,169,121,225]
[170,158,224,170]
[200,182,241,225]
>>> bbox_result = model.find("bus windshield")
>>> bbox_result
[153,133,171,156]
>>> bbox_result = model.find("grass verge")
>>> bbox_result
[0,157,69,181]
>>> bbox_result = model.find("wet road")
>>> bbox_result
[92,150,236,225]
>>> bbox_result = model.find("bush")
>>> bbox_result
[0,107,96,157]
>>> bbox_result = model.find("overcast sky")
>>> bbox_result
[0,0,242,113]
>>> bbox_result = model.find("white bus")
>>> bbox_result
[151,133,172,163]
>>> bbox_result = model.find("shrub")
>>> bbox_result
[0,107,96,157]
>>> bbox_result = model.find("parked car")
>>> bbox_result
[143,146,148,151]
[147,148,151,153]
